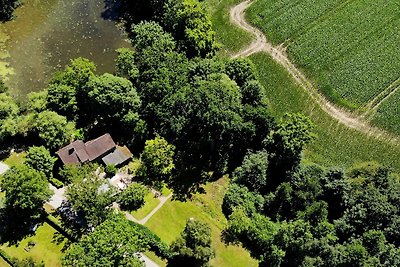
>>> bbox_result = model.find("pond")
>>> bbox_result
[0,0,130,97]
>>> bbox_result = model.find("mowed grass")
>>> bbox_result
[206,0,252,54]
[130,191,160,220]
[250,53,400,169]
[0,222,66,267]
[247,0,400,133]
[3,151,26,167]
[145,176,258,267]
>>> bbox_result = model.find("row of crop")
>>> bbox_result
[287,0,400,108]
[247,0,347,44]
[371,88,400,135]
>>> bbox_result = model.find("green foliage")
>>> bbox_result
[170,218,215,266]
[104,164,117,177]
[26,91,48,113]
[223,158,400,266]
[225,57,257,87]
[65,168,116,229]
[33,111,75,150]
[59,163,99,184]
[139,136,175,188]
[265,113,316,177]
[0,93,19,121]
[87,73,142,130]
[118,182,149,211]
[0,165,52,220]
[222,183,264,217]
[115,48,139,80]
[46,84,77,120]
[232,150,269,193]
[25,146,56,179]
[162,0,218,57]
[0,79,8,93]
[62,214,146,267]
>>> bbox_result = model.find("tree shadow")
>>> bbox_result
[168,168,209,201]
[0,208,40,245]
[101,0,122,21]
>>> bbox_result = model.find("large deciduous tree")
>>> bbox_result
[138,136,175,189]
[170,219,215,267]
[25,146,56,179]
[62,214,146,267]
[1,165,52,220]
[65,169,116,230]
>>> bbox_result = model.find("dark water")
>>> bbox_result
[0,0,130,97]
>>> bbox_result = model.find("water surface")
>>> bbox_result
[0,0,130,97]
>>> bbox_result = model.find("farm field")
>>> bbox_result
[205,0,400,170]
[247,0,400,134]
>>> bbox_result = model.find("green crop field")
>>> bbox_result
[247,0,400,135]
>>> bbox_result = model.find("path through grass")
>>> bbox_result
[145,176,258,267]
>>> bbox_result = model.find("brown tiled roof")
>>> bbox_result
[85,133,116,161]
[56,140,87,165]
[56,134,116,165]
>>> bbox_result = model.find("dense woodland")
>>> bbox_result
[0,0,399,266]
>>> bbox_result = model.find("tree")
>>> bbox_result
[117,182,149,211]
[225,58,257,87]
[232,150,269,193]
[264,113,316,178]
[115,48,139,80]
[46,84,78,120]
[169,219,215,267]
[0,93,19,121]
[222,183,264,217]
[65,169,116,229]
[26,91,47,113]
[162,0,217,57]
[62,214,146,267]
[0,165,52,220]
[138,136,175,189]
[25,146,56,179]
[87,73,142,131]
[0,79,8,93]
[33,111,75,150]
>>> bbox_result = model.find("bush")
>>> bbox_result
[49,177,64,189]
[105,164,117,177]
[118,183,148,211]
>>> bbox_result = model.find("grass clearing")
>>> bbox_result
[130,192,160,220]
[206,0,252,54]
[145,176,258,267]
[143,251,167,267]
[3,151,26,167]
[247,0,400,134]
[250,53,400,169]
[0,222,66,267]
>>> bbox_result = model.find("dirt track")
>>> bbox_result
[230,0,399,144]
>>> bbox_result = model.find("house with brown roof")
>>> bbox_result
[56,133,132,167]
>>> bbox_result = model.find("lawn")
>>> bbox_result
[3,151,26,167]
[247,0,400,134]
[250,53,400,170]
[145,176,258,267]
[0,256,11,267]
[130,191,161,221]
[0,222,67,267]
